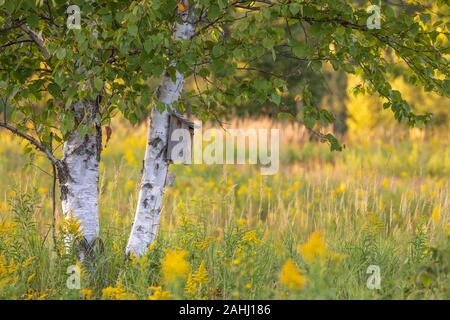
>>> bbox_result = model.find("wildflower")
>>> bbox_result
[237,218,247,226]
[148,286,171,300]
[279,259,306,290]
[193,261,209,285]
[125,179,135,192]
[431,206,440,223]
[241,230,261,245]
[161,249,190,283]
[22,256,35,268]
[0,201,8,213]
[0,219,15,234]
[38,292,49,300]
[124,148,137,166]
[62,212,83,241]
[81,288,93,300]
[101,281,128,300]
[245,283,252,289]
[185,275,197,296]
[298,231,327,263]
[27,273,36,283]
[367,213,384,232]
[195,239,210,250]
[334,182,346,195]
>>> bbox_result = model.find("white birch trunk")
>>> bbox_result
[60,101,101,260]
[126,4,195,257]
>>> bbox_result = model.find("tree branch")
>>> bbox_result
[20,24,51,60]
[0,122,60,167]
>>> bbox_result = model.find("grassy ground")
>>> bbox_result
[0,119,449,299]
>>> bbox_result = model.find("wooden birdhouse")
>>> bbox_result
[167,112,196,164]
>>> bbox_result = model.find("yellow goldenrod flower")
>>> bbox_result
[0,219,15,234]
[184,274,197,296]
[81,288,93,300]
[161,249,190,283]
[298,231,327,263]
[242,230,261,245]
[124,148,137,166]
[101,280,134,300]
[193,261,209,285]
[148,286,172,300]
[27,273,36,283]
[22,256,35,268]
[62,212,83,241]
[367,213,384,232]
[279,259,306,290]
[431,206,440,223]
[334,182,347,195]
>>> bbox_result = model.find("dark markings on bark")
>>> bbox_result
[149,136,162,147]
[95,120,102,162]
[143,198,149,208]
[75,236,104,262]
[56,161,70,184]
[140,160,145,175]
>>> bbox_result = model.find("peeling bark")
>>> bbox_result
[60,101,102,260]
[126,4,195,257]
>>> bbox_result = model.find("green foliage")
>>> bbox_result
[1,0,449,152]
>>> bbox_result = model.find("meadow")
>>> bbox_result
[0,118,449,300]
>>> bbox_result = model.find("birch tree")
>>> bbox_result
[1,1,449,259]
[0,0,177,258]
[126,0,195,256]
[126,0,450,256]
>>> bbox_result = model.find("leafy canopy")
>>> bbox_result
[1,0,449,152]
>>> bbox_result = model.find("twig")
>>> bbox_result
[0,122,59,167]
[50,132,58,251]
[20,24,51,60]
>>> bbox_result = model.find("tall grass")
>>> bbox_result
[0,118,449,299]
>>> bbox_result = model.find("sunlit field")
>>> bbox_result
[1,117,449,300]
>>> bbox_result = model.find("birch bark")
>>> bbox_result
[126,3,195,257]
[16,24,102,259]
[60,100,102,260]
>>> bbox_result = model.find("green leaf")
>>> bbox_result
[325,133,344,152]
[47,83,61,98]
[271,93,281,106]
[208,4,220,19]
[94,78,104,91]
[55,48,66,60]
[128,24,138,36]
[292,41,312,59]
[143,39,154,53]
[289,3,302,16]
